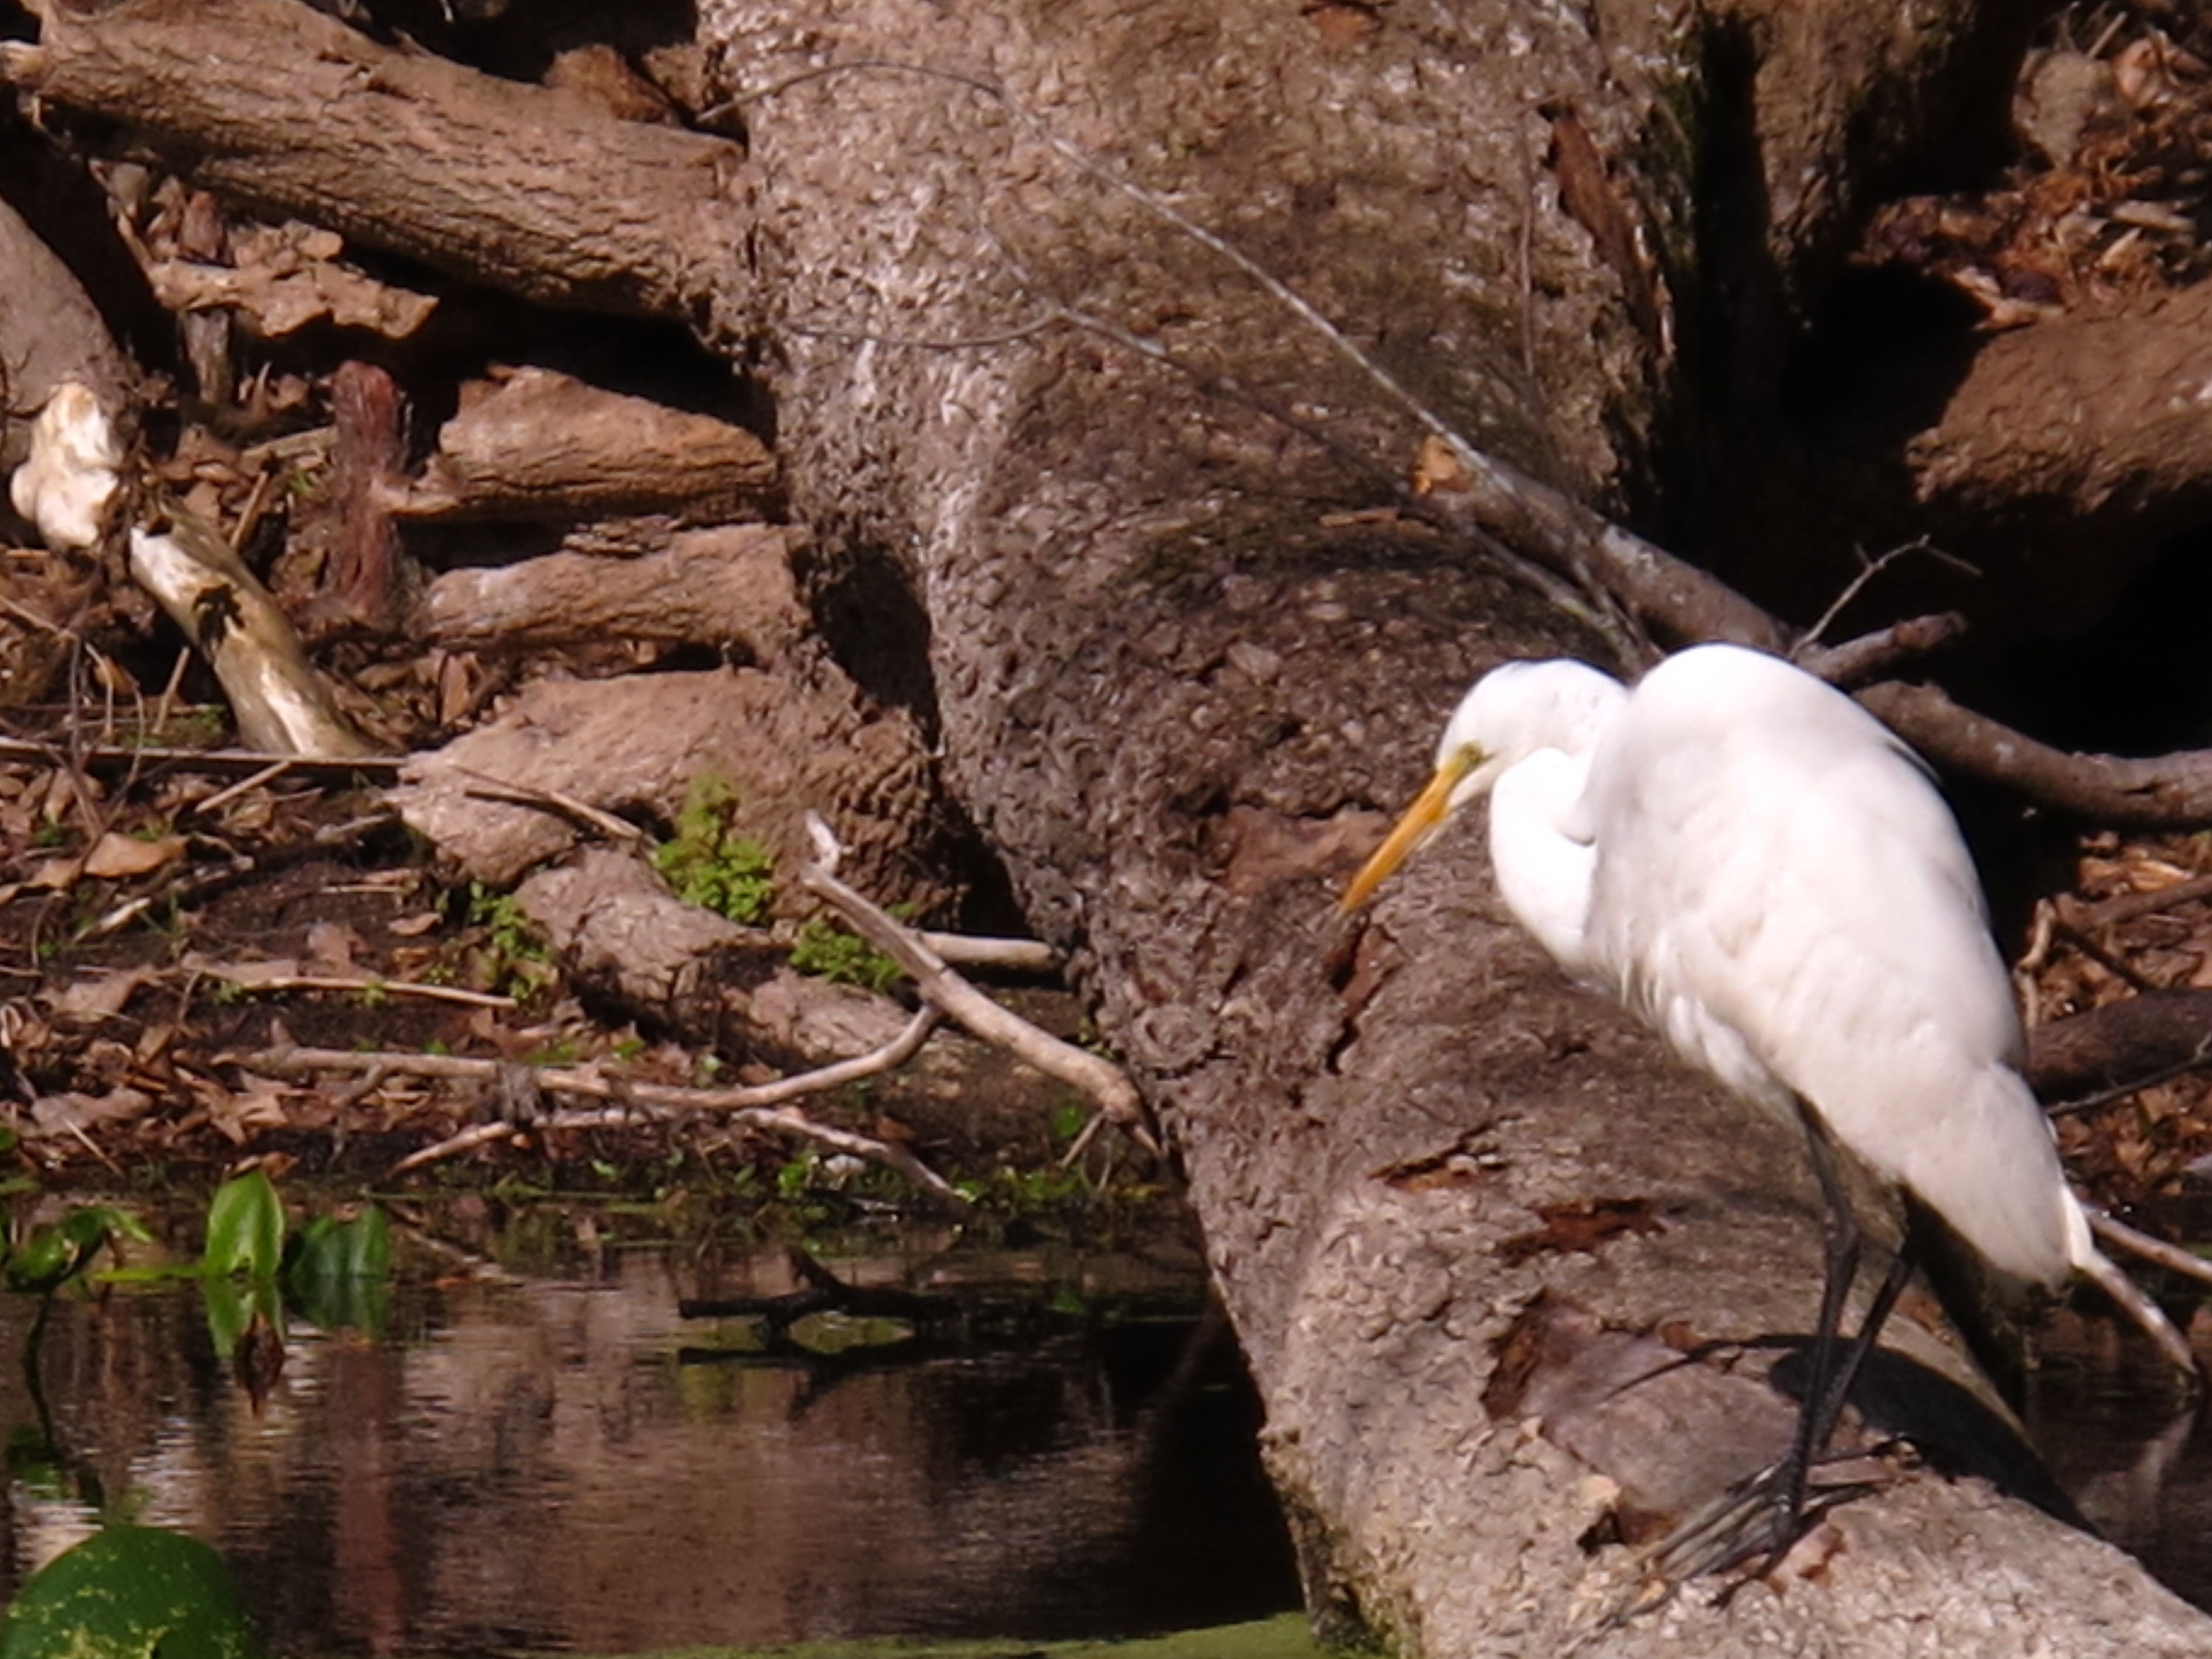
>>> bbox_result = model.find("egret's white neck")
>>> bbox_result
[1488,746,1601,981]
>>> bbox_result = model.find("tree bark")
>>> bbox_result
[13,0,2212,1651]
[694,0,2212,1652]
[5,0,757,333]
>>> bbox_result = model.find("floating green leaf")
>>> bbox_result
[0,1526,264,1659]
[285,1208,392,1335]
[201,1171,285,1280]
[2,1206,149,1296]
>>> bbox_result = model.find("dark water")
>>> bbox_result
[2023,1307,2212,1608]
[10,1201,2212,1653]
[0,1216,1301,1655]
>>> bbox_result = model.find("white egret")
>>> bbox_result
[1339,641,2182,1571]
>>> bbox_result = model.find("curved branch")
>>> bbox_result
[1857,681,2212,827]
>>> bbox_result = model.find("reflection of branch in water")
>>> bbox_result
[677,1248,951,1335]
[16,1295,108,1512]
[675,1250,1232,1430]
[2069,1399,2200,1549]
[240,1018,966,1205]
[675,1250,956,1416]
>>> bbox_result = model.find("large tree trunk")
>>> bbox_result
[12,0,2212,1649]
[698,1,2212,1652]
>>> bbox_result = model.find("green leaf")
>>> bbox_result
[202,1172,285,1280]
[283,1209,392,1336]
[789,917,902,992]
[0,1526,264,1659]
[3,1207,147,1296]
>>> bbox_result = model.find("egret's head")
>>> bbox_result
[1338,658,1624,913]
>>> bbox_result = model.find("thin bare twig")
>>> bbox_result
[453,765,651,846]
[192,757,299,817]
[2089,1206,2212,1295]
[0,732,402,782]
[919,932,1059,971]
[237,1011,967,1204]
[1795,538,1975,651]
[190,963,516,1010]
[798,859,1159,1155]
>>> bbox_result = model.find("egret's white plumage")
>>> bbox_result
[1340,641,2199,1573]
[1344,641,2087,1289]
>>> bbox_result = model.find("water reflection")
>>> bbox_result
[2024,1307,2212,1608]
[0,1228,1300,1655]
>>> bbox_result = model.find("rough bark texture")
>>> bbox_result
[411,524,810,658]
[390,667,950,916]
[692,0,2212,1652]
[385,367,780,525]
[12,0,2211,1650]
[7,0,757,333]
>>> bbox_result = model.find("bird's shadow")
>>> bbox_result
[1759,1338,2089,1530]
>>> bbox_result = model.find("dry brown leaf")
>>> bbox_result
[29,1086,153,1137]
[148,257,437,339]
[83,830,187,879]
[27,855,85,890]
[194,1072,293,1144]
[305,919,362,973]
[46,966,159,1020]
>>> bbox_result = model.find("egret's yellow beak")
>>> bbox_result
[1338,750,1478,914]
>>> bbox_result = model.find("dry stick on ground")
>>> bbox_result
[2064,872,2212,931]
[796,859,1158,1155]
[2034,990,2212,1105]
[918,932,1059,972]
[0,734,402,782]
[240,1009,966,1200]
[189,965,515,1010]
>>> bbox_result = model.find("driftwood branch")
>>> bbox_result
[1,0,757,338]
[239,1014,966,1203]
[383,367,779,525]
[1859,681,2212,827]
[798,859,1156,1153]
[127,509,375,758]
[412,525,809,659]
[1793,613,1967,689]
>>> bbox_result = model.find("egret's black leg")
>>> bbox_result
[1775,1095,1865,1551]
[1643,1102,1918,1590]
[1803,1222,1918,1461]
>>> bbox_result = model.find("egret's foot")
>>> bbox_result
[1635,1449,1894,1603]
